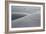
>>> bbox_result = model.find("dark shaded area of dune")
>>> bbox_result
[12,14,26,20]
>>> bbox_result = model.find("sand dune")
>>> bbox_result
[12,12,40,28]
